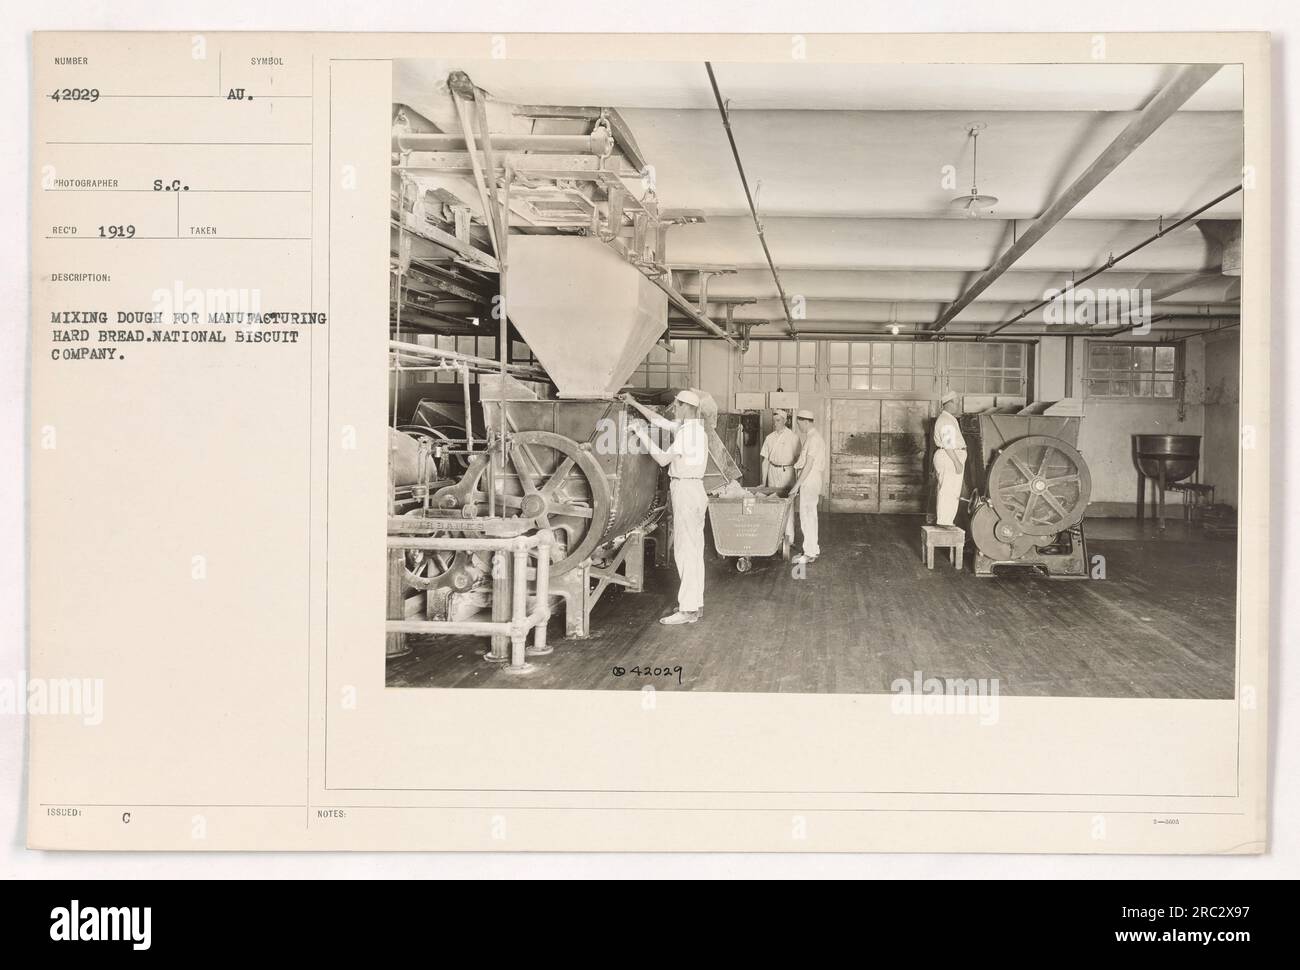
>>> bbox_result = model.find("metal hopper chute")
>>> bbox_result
[505,235,668,399]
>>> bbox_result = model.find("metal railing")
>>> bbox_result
[385,528,554,671]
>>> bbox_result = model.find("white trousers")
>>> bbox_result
[798,484,821,557]
[933,449,966,526]
[766,465,797,539]
[765,464,796,492]
[670,478,708,613]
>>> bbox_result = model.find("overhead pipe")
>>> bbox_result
[1094,312,1240,339]
[1166,318,1241,342]
[650,272,736,344]
[668,315,1238,342]
[669,329,1039,344]
[392,130,614,155]
[980,184,1242,340]
[388,339,546,380]
[705,62,797,335]
[933,63,1223,333]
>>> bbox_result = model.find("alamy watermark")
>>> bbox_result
[1,672,104,726]
[890,671,1000,725]
[1042,285,1152,335]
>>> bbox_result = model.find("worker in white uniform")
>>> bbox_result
[760,409,801,543]
[789,409,826,565]
[933,390,968,527]
[624,389,710,625]
[760,409,800,492]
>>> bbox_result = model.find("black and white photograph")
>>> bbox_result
[384,57,1245,698]
[11,7,1287,871]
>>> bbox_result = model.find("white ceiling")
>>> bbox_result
[395,60,1244,112]
[393,59,1244,332]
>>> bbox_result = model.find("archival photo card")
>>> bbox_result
[25,31,1270,853]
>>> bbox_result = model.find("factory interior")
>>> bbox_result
[385,60,1242,698]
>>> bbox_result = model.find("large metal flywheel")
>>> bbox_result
[987,435,1091,538]
[431,430,611,575]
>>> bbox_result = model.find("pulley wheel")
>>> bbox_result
[970,504,1013,561]
[431,430,611,576]
[987,435,1091,538]
[971,504,1040,562]
[397,511,477,592]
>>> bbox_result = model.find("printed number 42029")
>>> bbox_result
[51,88,100,102]
[611,664,684,685]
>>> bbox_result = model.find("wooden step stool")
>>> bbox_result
[922,525,965,570]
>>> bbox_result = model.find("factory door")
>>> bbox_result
[829,398,930,513]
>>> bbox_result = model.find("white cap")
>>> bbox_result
[796,409,815,422]
[941,390,958,405]
[674,389,702,408]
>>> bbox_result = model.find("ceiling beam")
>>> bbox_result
[929,63,1222,332]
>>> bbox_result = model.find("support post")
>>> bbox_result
[529,542,553,656]
[485,551,511,662]
[506,547,532,672]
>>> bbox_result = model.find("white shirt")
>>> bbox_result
[934,411,967,452]
[794,428,827,481]
[667,418,709,479]
[760,426,800,467]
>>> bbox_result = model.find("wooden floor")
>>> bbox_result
[387,514,1237,698]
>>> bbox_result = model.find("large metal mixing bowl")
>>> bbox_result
[1132,433,1201,484]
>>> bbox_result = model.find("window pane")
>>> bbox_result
[1153,378,1174,398]
[947,344,965,368]
[829,373,849,390]
[894,375,913,391]
[1134,378,1153,398]
[1133,346,1153,372]
[1089,345,1110,369]
[1004,344,1023,366]
[761,342,779,365]
[985,344,1005,368]
[914,344,935,367]
[871,372,891,391]
[893,343,912,365]
[852,373,872,390]
[872,342,891,365]
[1111,346,1133,370]
[798,373,816,394]
[829,342,849,365]
[799,341,816,365]
[1155,346,1176,371]
[851,343,871,365]
[671,339,687,356]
